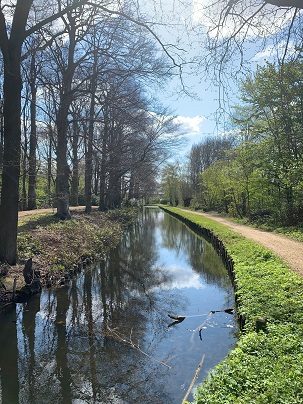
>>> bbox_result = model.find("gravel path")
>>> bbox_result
[181,210,303,277]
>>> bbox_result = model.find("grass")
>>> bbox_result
[258,225,303,243]
[162,207,303,404]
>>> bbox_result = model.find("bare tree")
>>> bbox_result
[0,0,185,264]
[0,0,93,263]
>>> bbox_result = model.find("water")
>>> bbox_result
[0,208,236,404]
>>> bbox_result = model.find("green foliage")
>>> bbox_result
[161,163,192,207]
[243,222,303,243]
[163,207,303,403]
[196,325,303,404]
[190,196,202,210]
[273,227,303,242]
[184,61,303,226]
[17,233,42,259]
[35,176,53,208]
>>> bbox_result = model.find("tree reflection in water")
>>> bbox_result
[0,208,236,404]
[160,212,230,288]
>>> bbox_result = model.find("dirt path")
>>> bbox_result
[18,206,88,218]
[181,209,303,276]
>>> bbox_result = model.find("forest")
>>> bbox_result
[162,61,303,226]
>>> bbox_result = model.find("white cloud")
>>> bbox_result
[155,264,205,290]
[192,0,298,39]
[252,40,297,63]
[174,115,205,135]
[192,0,207,25]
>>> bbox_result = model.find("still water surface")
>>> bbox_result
[0,208,236,404]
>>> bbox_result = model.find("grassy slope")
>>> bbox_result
[163,207,303,404]
[0,209,137,297]
[17,209,137,272]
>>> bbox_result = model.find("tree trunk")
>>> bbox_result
[56,99,71,219]
[85,54,97,214]
[47,135,53,207]
[107,173,122,208]
[21,105,28,211]
[93,158,99,196]
[70,120,79,206]
[55,17,77,220]
[84,115,94,213]
[99,119,108,211]
[129,170,135,199]
[27,54,38,210]
[99,165,107,210]
[0,53,22,264]
[0,102,4,178]
[21,148,27,211]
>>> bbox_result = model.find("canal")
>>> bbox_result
[0,207,236,403]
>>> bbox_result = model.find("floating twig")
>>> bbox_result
[182,353,205,403]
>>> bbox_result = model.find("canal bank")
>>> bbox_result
[0,207,236,403]
[0,208,138,309]
[162,206,303,404]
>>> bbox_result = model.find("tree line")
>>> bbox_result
[162,60,303,226]
[0,1,183,264]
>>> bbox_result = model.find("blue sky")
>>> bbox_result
[144,0,298,154]
[160,78,222,152]
[144,0,239,153]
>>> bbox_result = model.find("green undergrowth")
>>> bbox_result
[188,208,303,242]
[162,206,303,404]
[232,217,303,243]
[260,225,303,243]
[17,208,138,273]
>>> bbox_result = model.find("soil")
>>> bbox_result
[181,210,303,277]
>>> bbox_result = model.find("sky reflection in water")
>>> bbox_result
[0,208,236,404]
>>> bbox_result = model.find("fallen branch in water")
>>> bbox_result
[106,325,172,369]
[211,308,234,315]
[168,308,234,327]
[182,353,206,403]
[168,308,234,322]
